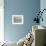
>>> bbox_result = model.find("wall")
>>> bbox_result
[40,0,46,27]
[4,0,40,42]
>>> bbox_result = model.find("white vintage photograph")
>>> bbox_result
[12,15,24,24]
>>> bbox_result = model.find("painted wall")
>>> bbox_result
[4,0,40,42]
[40,0,46,27]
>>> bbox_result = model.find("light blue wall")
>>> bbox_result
[4,0,40,42]
[40,0,46,27]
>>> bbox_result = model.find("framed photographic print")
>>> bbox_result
[12,15,24,24]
